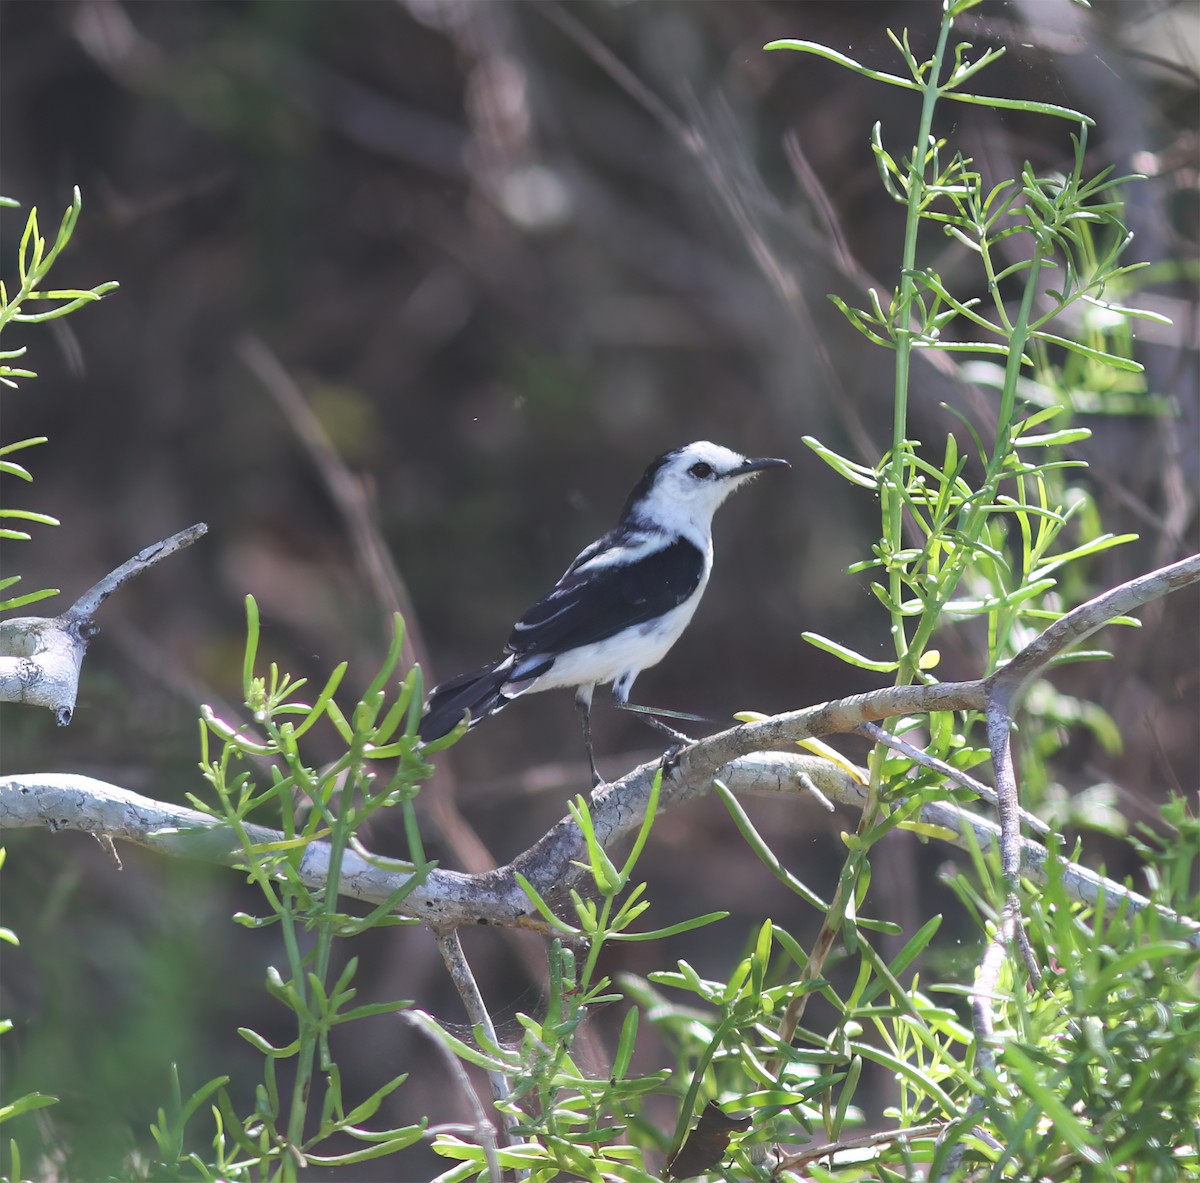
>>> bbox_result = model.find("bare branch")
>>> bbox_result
[774,1120,946,1173]
[3,753,1194,944]
[67,523,209,620]
[0,523,207,724]
[402,1011,502,1183]
[3,553,1195,940]
[987,551,1200,699]
[434,928,517,1146]
[856,720,1050,836]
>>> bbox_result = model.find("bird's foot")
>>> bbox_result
[659,741,688,778]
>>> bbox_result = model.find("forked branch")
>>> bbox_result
[0,523,208,724]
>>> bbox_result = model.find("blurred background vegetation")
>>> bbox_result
[1,1,1196,1177]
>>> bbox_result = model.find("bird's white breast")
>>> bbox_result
[520,571,710,695]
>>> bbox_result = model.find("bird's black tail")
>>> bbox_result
[418,659,513,743]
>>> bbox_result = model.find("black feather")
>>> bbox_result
[506,535,704,656]
[419,536,704,742]
[418,660,512,742]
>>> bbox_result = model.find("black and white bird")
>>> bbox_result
[418,441,789,784]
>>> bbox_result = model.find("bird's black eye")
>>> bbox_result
[688,461,714,479]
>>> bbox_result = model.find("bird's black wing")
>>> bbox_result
[505,532,705,657]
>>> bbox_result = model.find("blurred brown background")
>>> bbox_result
[1,1,1196,1177]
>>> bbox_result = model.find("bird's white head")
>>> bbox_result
[621,441,790,540]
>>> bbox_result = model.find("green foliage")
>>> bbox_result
[142,598,433,1180]
[432,779,726,1182]
[6,7,1193,1182]
[778,2,1155,826]
[133,7,1188,1181]
[942,805,1200,1180]
[795,114,1146,697]
[0,188,118,613]
[0,850,59,1145]
[0,189,118,1179]
[424,797,1198,1181]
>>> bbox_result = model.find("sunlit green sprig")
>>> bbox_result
[168,596,434,1180]
[429,776,728,1183]
[938,804,1200,1178]
[0,188,118,613]
[774,2,1154,713]
[805,129,1146,689]
[0,188,118,350]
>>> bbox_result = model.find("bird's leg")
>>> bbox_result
[575,685,604,789]
[613,699,716,744]
[617,703,692,744]
[614,698,720,779]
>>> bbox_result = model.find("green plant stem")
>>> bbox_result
[579,896,613,990]
[276,914,311,1178]
[281,741,363,1160]
[905,247,1048,665]
[850,18,957,978]
[779,0,960,1034]
[888,12,957,687]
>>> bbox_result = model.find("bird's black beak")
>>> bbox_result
[734,456,791,476]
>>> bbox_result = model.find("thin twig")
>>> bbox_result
[402,1010,502,1183]
[782,129,857,281]
[935,896,1021,1182]
[774,1120,946,1172]
[766,919,840,1077]
[856,720,1050,836]
[235,335,421,662]
[68,523,209,619]
[984,688,1025,899]
[434,928,516,1127]
[534,1,689,143]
